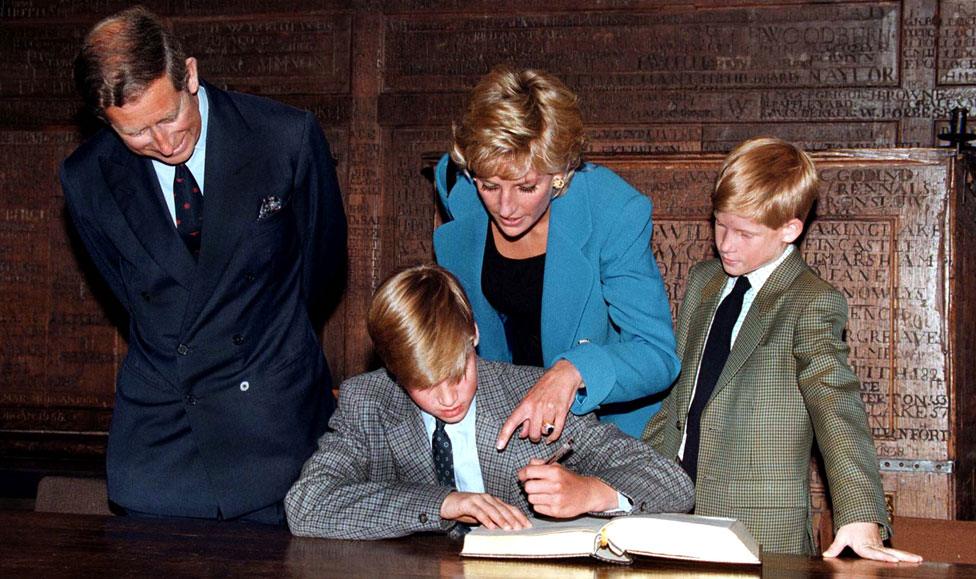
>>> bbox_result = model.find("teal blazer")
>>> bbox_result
[433,155,679,436]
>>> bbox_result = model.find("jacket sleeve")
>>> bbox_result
[560,187,680,412]
[292,112,347,310]
[60,163,131,314]
[643,261,709,448]
[794,287,890,539]
[284,387,455,540]
[563,411,694,516]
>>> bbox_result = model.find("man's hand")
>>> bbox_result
[439,492,531,530]
[822,522,923,563]
[496,360,583,449]
[517,458,617,517]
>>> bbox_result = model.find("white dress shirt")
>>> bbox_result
[151,84,210,224]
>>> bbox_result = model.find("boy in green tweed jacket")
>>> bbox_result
[644,137,920,562]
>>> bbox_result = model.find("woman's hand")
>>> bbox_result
[496,359,583,449]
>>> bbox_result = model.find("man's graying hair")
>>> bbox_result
[74,5,187,117]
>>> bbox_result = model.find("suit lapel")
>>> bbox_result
[382,388,438,485]
[101,152,196,289]
[680,267,727,414]
[540,180,594,364]
[708,249,807,404]
[181,85,261,329]
[473,361,518,498]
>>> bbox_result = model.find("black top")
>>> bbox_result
[481,225,546,367]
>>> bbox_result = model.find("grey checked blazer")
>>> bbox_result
[286,359,693,539]
[644,250,889,555]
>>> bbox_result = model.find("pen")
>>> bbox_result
[544,437,574,465]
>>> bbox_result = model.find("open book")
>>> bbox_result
[460,513,761,565]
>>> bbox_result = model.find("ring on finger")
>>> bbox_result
[542,422,555,436]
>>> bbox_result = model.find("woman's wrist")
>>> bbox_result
[552,359,584,391]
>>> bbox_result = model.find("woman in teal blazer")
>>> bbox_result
[434,67,679,442]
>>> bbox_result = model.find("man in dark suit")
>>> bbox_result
[60,6,346,523]
[285,265,693,539]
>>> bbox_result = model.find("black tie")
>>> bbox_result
[432,420,456,488]
[683,275,752,484]
[174,163,204,258]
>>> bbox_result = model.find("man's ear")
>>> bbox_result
[781,218,804,244]
[184,57,200,94]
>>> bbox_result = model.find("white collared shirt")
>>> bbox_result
[677,245,795,459]
[420,397,486,493]
[151,84,210,225]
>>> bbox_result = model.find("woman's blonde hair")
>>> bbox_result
[367,265,477,391]
[713,137,820,228]
[451,66,585,181]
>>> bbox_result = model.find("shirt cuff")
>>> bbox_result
[610,492,633,513]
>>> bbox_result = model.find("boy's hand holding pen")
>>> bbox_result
[516,438,619,518]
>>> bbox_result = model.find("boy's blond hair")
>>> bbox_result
[451,66,585,182]
[713,137,819,228]
[367,265,477,391]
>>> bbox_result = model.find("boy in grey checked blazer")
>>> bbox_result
[645,138,920,562]
[286,265,693,539]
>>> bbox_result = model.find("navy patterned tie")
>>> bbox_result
[174,163,203,259]
[683,275,751,484]
[432,419,471,539]
[432,419,456,488]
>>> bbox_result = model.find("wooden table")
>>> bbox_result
[1,511,972,577]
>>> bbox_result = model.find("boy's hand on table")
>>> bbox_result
[440,492,531,530]
[823,522,922,563]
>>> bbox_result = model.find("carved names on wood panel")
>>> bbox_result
[0,23,87,98]
[0,131,117,418]
[0,15,351,99]
[938,0,976,85]
[0,1,354,20]
[585,122,900,154]
[180,15,352,95]
[386,4,899,92]
[388,128,450,271]
[818,161,952,459]
[701,122,898,152]
[598,151,954,462]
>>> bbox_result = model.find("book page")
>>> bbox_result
[461,517,605,558]
[604,514,761,564]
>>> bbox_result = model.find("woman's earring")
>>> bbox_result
[551,175,566,190]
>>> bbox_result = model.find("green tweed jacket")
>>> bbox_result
[644,249,889,555]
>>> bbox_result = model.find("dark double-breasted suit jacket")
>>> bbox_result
[60,82,347,519]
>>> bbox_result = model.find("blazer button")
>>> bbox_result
[177,344,189,356]
[184,395,197,406]
[638,501,647,512]
[240,381,250,392]
[233,334,245,345]
[418,513,428,523]
[244,272,256,282]
[675,420,681,430]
